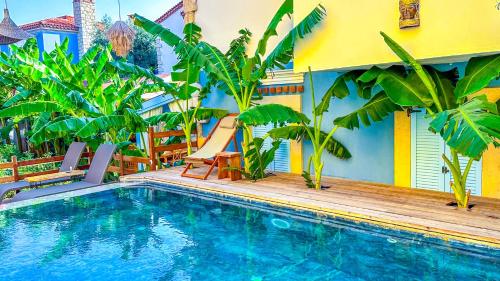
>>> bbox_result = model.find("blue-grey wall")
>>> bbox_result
[0,30,79,63]
[60,32,79,63]
[200,69,395,184]
[201,79,243,152]
[35,31,79,63]
[301,71,394,184]
[0,45,9,53]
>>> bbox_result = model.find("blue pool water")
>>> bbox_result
[0,184,499,281]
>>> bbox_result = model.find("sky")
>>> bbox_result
[4,0,180,24]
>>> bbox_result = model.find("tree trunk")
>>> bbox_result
[242,127,252,173]
[14,124,23,152]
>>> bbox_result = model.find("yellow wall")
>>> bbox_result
[394,111,411,188]
[294,0,500,72]
[196,0,292,55]
[256,95,303,174]
[394,89,500,198]
[480,88,500,199]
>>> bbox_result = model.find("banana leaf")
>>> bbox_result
[115,88,144,112]
[380,32,439,106]
[261,3,326,71]
[455,54,500,99]
[426,66,458,110]
[147,108,228,129]
[429,95,500,159]
[377,70,433,107]
[2,87,35,108]
[314,72,360,115]
[132,14,227,82]
[76,45,102,69]
[355,66,404,100]
[66,91,101,117]
[123,108,149,132]
[237,104,310,126]
[243,137,282,180]
[198,41,242,97]
[194,108,228,121]
[76,110,147,139]
[0,102,62,118]
[46,117,90,133]
[30,112,52,133]
[268,125,351,159]
[146,112,183,129]
[0,120,13,141]
[334,91,403,129]
[256,0,294,57]
[75,116,127,139]
[29,116,73,145]
[226,29,251,64]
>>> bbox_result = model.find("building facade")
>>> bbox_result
[154,1,185,74]
[157,0,500,198]
[0,0,96,63]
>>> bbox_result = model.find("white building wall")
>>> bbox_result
[157,8,184,74]
[156,0,292,74]
[196,0,292,56]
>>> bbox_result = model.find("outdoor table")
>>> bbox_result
[217,152,242,181]
[24,170,86,188]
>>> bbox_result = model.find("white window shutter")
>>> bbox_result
[273,141,291,173]
[412,111,482,195]
[411,111,446,191]
[252,124,290,173]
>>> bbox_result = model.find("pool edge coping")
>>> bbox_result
[121,175,500,249]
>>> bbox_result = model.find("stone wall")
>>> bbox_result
[73,0,96,58]
[156,38,164,73]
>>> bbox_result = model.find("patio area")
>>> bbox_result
[121,167,500,248]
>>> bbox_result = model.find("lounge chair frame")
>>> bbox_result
[181,114,239,180]
[8,144,117,203]
[0,142,87,202]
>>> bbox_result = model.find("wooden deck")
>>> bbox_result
[121,167,500,248]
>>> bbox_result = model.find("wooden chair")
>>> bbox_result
[181,115,238,180]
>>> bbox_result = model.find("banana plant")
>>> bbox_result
[0,38,153,151]
[132,0,326,171]
[238,68,352,188]
[0,40,45,150]
[145,107,228,152]
[335,32,500,208]
[121,22,230,155]
[240,137,282,180]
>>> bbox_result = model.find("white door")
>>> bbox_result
[411,111,482,195]
[252,124,290,173]
[444,147,482,195]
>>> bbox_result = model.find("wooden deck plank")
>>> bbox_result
[121,167,500,247]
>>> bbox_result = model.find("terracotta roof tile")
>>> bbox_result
[21,15,78,32]
[155,1,183,23]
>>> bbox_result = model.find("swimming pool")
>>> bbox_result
[0,183,499,281]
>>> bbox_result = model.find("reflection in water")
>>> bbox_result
[0,187,498,281]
